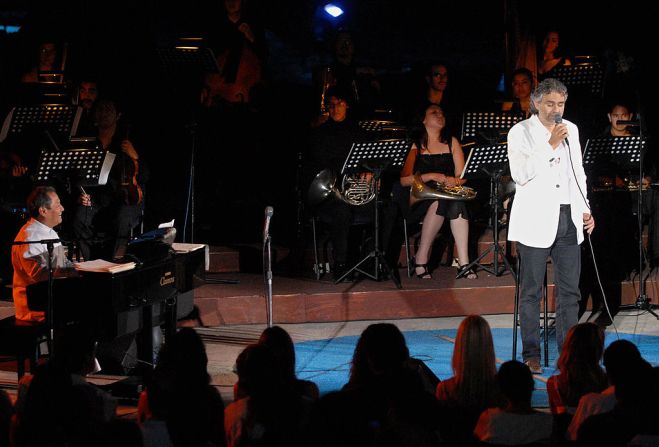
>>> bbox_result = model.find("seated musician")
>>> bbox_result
[579,101,640,326]
[399,103,476,279]
[502,68,534,118]
[12,186,77,322]
[499,68,536,224]
[71,99,145,261]
[305,86,397,281]
[73,77,100,137]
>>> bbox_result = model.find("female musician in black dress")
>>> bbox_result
[400,104,476,279]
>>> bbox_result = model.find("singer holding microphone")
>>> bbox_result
[507,78,595,374]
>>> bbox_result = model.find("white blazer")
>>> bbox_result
[507,114,590,248]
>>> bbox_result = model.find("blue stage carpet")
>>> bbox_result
[295,328,659,408]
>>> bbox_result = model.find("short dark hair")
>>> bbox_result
[497,360,534,404]
[27,186,56,218]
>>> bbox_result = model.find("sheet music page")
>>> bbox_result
[98,152,116,185]
[172,243,209,271]
[461,147,475,179]
[74,259,136,273]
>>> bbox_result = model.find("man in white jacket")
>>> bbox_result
[507,78,595,374]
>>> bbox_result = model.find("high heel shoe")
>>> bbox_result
[457,264,478,280]
[413,259,432,279]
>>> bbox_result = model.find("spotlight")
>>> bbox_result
[324,3,344,18]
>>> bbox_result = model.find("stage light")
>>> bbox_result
[324,3,344,18]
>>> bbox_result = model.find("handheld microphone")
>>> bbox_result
[554,113,569,147]
[615,120,640,126]
[264,206,274,239]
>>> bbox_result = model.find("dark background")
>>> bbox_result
[0,0,652,248]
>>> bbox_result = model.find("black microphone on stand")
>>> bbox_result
[264,206,274,240]
[616,120,641,126]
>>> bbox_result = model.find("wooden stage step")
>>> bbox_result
[192,266,656,326]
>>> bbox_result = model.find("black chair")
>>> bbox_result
[0,315,47,380]
[310,214,371,280]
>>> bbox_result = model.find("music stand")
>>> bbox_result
[583,136,657,319]
[156,41,219,243]
[35,148,115,186]
[0,104,81,143]
[457,143,516,279]
[461,111,524,142]
[550,63,605,96]
[334,139,411,288]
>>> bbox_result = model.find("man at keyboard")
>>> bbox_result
[11,186,77,322]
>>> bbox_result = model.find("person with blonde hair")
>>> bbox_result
[436,315,503,445]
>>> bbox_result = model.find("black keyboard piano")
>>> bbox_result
[26,248,204,366]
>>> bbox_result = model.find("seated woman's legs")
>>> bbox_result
[450,215,470,266]
[451,215,477,279]
[414,201,444,277]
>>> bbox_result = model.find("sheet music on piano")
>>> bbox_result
[74,259,136,273]
[172,242,209,271]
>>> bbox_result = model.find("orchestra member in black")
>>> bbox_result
[71,99,146,261]
[305,86,398,281]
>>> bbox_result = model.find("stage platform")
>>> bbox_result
[194,265,655,326]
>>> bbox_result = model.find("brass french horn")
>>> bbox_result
[410,172,477,206]
[307,169,376,206]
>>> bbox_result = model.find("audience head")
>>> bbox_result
[511,68,534,101]
[158,327,210,385]
[235,343,279,397]
[530,78,568,123]
[603,339,643,386]
[349,323,410,385]
[53,326,98,375]
[557,322,605,374]
[325,85,350,122]
[497,360,534,406]
[27,186,64,228]
[452,315,496,380]
[259,325,297,380]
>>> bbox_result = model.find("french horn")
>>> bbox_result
[410,172,477,205]
[307,169,376,206]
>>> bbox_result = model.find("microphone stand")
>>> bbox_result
[633,113,658,318]
[183,120,197,243]
[263,227,273,328]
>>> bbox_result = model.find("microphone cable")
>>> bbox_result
[565,130,620,338]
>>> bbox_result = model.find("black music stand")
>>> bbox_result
[457,143,516,278]
[0,104,81,143]
[550,64,604,96]
[156,41,219,243]
[334,139,411,288]
[583,136,657,319]
[35,148,115,186]
[461,111,524,142]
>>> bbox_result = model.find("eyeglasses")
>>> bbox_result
[432,72,448,79]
